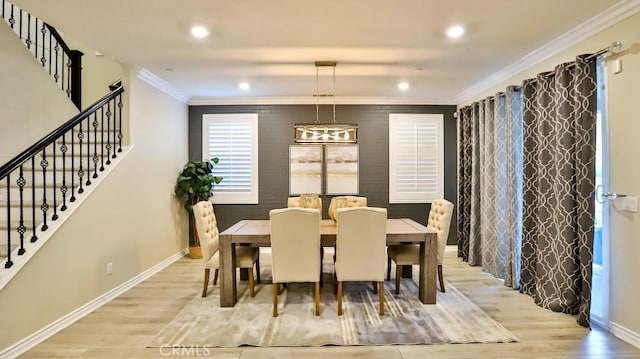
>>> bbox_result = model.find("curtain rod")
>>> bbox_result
[506,41,621,91]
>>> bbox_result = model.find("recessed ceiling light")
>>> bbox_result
[239,82,250,90]
[191,25,209,38]
[446,25,465,39]
[398,82,410,91]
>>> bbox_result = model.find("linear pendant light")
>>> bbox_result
[294,61,358,143]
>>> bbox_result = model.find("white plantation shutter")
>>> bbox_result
[202,114,258,204]
[389,113,444,203]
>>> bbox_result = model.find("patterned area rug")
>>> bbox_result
[149,264,518,347]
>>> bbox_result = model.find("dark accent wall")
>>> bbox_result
[188,104,458,244]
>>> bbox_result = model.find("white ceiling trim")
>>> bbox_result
[188,96,456,106]
[454,0,640,105]
[136,68,189,103]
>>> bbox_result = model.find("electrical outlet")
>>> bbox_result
[106,262,113,275]
[623,197,638,213]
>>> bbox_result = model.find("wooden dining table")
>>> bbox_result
[218,218,438,307]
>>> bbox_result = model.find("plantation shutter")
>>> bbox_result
[389,113,444,203]
[202,113,258,204]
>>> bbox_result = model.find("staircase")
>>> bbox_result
[1,0,82,109]
[0,82,125,279]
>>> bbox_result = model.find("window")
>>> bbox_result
[202,113,258,204]
[389,113,444,203]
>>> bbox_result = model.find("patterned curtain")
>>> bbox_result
[457,107,472,261]
[520,55,596,327]
[457,90,523,279]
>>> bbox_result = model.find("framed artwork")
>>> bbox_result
[289,145,323,195]
[325,144,359,195]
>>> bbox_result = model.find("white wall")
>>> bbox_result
[0,22,78,164]
[0,65,189,351]
[460,13,640,337]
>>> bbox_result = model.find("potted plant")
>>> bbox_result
[175,158,223,258]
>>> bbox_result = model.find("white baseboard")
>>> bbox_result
[0,249,187,359]
[610,321,640,349]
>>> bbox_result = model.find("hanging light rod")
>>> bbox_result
[315,61,337,67]
[294,61,358,143]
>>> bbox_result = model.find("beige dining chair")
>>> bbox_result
[334,206,387,316]
[287,194,322,211]
[193,200,260,298]
[387,199,454,294]
[328,196,367,220]
[270,207,322,317]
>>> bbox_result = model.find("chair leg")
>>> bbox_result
[212,268,219,286]
[320,246,324,287]
[395,264,402,294]
[314,282,320,316]
[379,281,385,315]
[202,269,210,297]
[333,272,338,295]
[386,255,392,281]
[248,268,255,297]
[372,281,378,294]
[438,264,445,292]
[272,283,279,317]
[337,281,343,316]
[256,257,261,284]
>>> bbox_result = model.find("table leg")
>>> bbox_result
[220,234,237,307]
[419,232,437,304]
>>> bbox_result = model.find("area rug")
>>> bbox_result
[149,265,518,347]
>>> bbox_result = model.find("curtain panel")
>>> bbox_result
[456,54,596,327]
[520,55,596,327]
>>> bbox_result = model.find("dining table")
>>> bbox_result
[218,218,438,307]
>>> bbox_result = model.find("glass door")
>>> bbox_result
[591,57,609,327]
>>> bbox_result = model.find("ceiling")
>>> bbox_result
[10,0,628,103]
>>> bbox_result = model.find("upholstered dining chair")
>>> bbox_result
[334,206,387,316]
[269,207,322,317]
[387,199,454,294]
[287,194,322,211]
[193,200,260,298]
[328,196,367,221]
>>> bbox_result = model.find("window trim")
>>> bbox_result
[389,113,444,203]
[202,113,259,204]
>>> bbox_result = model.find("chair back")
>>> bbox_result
[427,199,455,265]
[269,207,321,283]
[193,201,219,263]
[328,196,367,220]
[335,207,387,281]
[287,194,322,211]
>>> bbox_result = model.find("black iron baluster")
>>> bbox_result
[8,4,14,29]
[4,174,12,268]
[40,20,46,67]
[105,101,111,165]
[18,8,22,38]
[53,42,59,83]
[77,118,85,194]
[61,52,65,91]
[25,13,31,49]
[117,94,123,153]
[70,125,76,202]
[17,165,25,255]
[2,0,5,19]
[30,157,37,243]
[99,107,105,171]
[51,143,58,221]
[66,58,71,99]
[60,135,68,211]
[40,148,49,231]
[92,112,98,179]
[111,98,117,158]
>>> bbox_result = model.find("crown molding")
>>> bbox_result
[455,0,640,105]
[188,96,456,106]
[136,68,189,103]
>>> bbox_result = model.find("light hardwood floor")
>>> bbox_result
[21,248,640,358]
